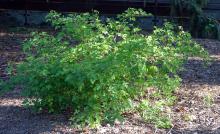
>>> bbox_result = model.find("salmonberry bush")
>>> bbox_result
[1,8,209,128]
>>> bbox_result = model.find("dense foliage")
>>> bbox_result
[1,8,209,128]
[171,0,220,39]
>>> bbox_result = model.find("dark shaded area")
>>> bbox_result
[0,0,170,15]
[198,39,220,55]
[0,88,74,134]
[0,31,26,80]
[0,104,71,134]
[180,59,220,86]
[0,0,219,16]
[179,39,220,86]
[0,105,53,134]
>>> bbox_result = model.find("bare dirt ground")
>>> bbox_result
[0,28,220,134]
[171,39,220,134]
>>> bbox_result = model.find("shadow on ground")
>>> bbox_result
[0,91,73,134]
[180,59,220,86]
[178,39,220,86]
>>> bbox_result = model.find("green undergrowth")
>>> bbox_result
[0,8,209,128]
[137,99,173,128]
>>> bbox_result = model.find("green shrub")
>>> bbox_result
[137,99,172,128]
[1,8,209,128]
